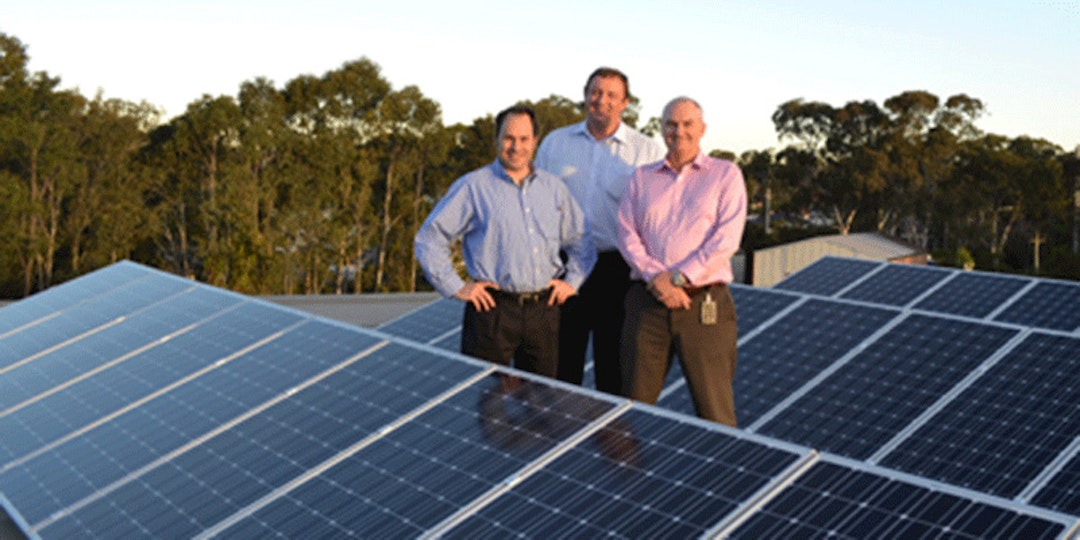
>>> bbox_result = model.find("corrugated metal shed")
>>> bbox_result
[751,232,928,286]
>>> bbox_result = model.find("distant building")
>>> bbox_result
[749,232,928,287]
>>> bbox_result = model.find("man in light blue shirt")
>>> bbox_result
[415,105,595,377]
[535,67,664,393]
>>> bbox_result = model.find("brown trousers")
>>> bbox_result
[621,282,738,426]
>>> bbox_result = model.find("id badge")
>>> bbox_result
[701,292,718,325]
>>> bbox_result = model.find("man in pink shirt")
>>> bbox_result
[617,96,747,426]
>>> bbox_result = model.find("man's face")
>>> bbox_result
[496,113,536,176]
[662,100,706,157]
[585,75,630,127]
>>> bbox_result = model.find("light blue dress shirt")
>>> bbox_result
[535,121,664,251]
[415,161,596,298]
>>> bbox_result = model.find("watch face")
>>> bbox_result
[672,272,686,287]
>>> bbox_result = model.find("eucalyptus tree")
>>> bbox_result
[0,33,84,293]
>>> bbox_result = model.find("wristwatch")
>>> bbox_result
[671,270,687,287]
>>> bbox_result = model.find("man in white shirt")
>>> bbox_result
[535,67,665,394]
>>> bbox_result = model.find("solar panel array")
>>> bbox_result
[0,258,1078,539]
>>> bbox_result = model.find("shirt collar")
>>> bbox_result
[491,160,535,185]
[654,150,708,174]
[571,120,629,144]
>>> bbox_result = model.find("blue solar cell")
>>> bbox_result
[913,271,1031,318]
[727,460,1068,539]
[1031,448,1080,516]
[772,257,880,296]
[756,315,1018,460]
[442,408,805,539]
[662,299,899,426]
[378,297,462,343]
[0,287,244,411]
[0,319,376,526]
[839,263,952,306]
[0,262,153,336]
[214,374,615,538]
[881,332,1080,499]
[993,281,1080,332]
[0,273,195,369]
[0,301,310,467]
[729,283,801,335]
[37,342,484,539]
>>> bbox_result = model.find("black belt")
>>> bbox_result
[493,288,551,305]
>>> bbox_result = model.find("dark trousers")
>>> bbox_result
[557,251,631,394]
[621,281,738,426]
[461,290,559,377]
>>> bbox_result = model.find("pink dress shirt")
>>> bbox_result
[617,152,747,286]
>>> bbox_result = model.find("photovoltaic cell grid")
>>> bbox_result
[37,341,486,538]
[838,262,953,306]
[913,271,1032,318]
[725,457,1072,539]
[0,261,150,337]
[753,314,1020,460]
[707,299,899,425]
[775,256,1080,335]
[994,281,1080,332]
[213,375,617,539]
[880,332,1080,507]
[437,407,809,539]
[772,256,881,296]
[2,260,1080,539]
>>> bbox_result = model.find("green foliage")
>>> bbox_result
[3,30,1080,299]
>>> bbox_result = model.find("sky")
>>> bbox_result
[4,0,1080,156]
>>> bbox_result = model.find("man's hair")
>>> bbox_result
[585,67,631,99]
[494,105,538,138]
[662,96,704,122]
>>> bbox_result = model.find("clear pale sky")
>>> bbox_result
[4,0,1079,155]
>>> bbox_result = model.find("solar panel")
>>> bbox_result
[0,318,381,527]
[1030,445,1080,516]
[0,261,153,336]
[993,281,1080,332]
[772,256,881,296]
[913,271,1032,319]
[4,257,1080,538]
[661,299,900,426]
[378,296,463,344]
[879,332,1080,500]
[1,273,195,369]
[838,263,952,306]
[208,374,617,538]
[35,342,485,539]
[0,301,348,468]
[721,456,1075,539]
[434,408,809,539]
[753,314,1019,460]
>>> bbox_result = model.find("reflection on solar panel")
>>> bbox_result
[436,408,808,539]
[211,374,616,538]
[772,256,880,296]
[3,258,1080,539]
